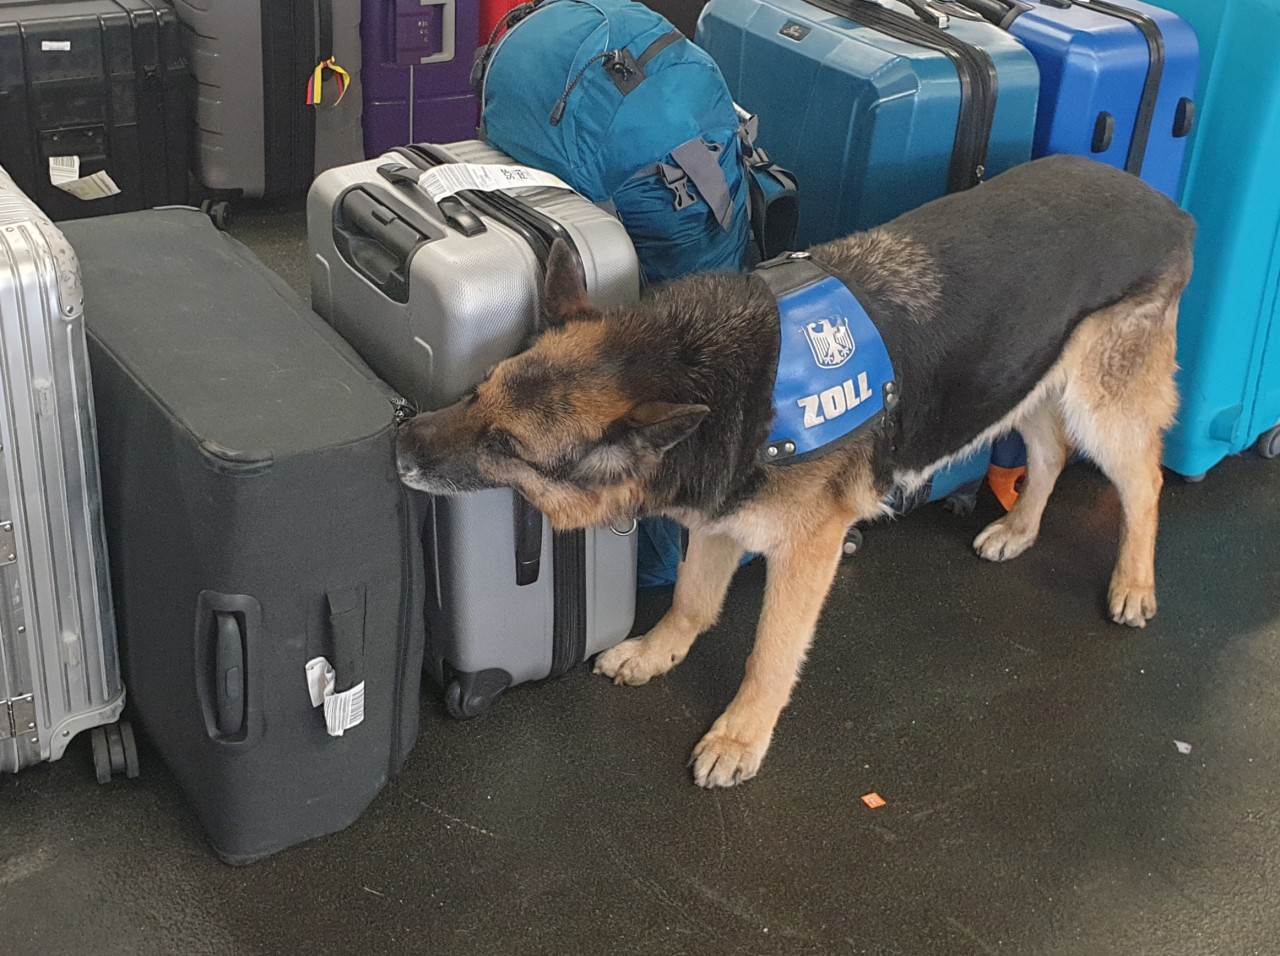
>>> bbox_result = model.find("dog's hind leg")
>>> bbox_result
[690,517,847,788]
[595,530,744,686]
[974,396,1071,562]
[1062,286,1182,627]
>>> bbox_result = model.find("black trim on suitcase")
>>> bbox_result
[806,0,999,192]
[391,144,592,677]
[1084,0,1164,177]
[261,1,318,197]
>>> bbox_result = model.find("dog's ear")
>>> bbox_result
[541,238,590,328]
[624,402,710,455]
[572,402,709,485]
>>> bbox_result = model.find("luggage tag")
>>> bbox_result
[305,657,365,737]
[306,57,351,106]
[404,162,575,204]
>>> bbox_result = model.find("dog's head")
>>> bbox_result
[395,240,708,529]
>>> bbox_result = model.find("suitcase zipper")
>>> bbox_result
[806,0,999,192]
[390,144,591,677]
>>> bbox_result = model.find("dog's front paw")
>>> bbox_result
[593,637,682,686]
[974,516,1038,562]
[690,723,769,789]
[1109,578,1157,628]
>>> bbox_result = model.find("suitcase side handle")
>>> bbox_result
[194,591,263,744]
[514,493,543,585]
[213,612,246,737]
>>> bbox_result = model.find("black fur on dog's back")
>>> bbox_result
[811,155,1197,475]
[613,156,1195,514]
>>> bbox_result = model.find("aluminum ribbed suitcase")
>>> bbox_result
[309,139,640,719]
[0,165,130,780]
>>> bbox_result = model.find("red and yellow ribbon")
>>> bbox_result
[306,57,350,106]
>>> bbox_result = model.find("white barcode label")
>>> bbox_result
[42,40,72,52]
[305,656,366,736]
[412,162,573,203]
[48,157,121,201]
[49,156,80,185]
[323,682,365,737]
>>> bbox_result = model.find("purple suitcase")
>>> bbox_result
[362,0,481,155]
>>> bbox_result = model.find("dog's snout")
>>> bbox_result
[393,405,490,495]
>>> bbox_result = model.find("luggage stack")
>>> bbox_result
[3,0,1278,866]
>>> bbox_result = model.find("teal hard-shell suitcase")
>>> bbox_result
[695,0,1040,246]
[1153,0,1280,476]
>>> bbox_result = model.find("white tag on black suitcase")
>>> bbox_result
[0,166,133,782]
[309,139,640,718]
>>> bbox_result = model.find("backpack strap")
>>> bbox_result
[737,106,799,264]
[667,139,735,230]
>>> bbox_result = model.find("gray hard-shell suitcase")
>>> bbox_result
[308,139,639,718]
[0,165,132,781]
[170,0,363,200]
[64,206,425,863]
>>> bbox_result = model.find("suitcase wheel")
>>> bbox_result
[841,526,864,558]
[944,488,980,517]
[444,669,512,720]
[90,719,141,784]
[199,199,232,232]
[1257,425,1280,461]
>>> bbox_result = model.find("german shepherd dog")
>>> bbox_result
[397,156,1196,788]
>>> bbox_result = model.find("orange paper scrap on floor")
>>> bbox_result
[861,792,886,809]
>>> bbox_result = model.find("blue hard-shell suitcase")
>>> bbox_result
[695,0,1040,247]
[954,0,1199,199]
[1150,0,1280,476]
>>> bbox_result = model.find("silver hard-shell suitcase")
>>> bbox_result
[309,140,640,718]
[0,166,133,780]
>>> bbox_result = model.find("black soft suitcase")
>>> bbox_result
[0,0,190,221]
[62,208,425,864]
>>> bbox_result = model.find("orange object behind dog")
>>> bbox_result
[861,792,886,810]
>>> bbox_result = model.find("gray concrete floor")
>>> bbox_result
[2,200,1278,956]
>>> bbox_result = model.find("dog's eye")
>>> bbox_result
[480,429,519,458]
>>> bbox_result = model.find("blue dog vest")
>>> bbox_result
[757,253,898,464]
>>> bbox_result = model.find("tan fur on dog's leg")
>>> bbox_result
[690,519,847,788]
[1062,287,1181,627]
[975,398,1071,562]
[595,531,744,686]
[1099,441,1164,627]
